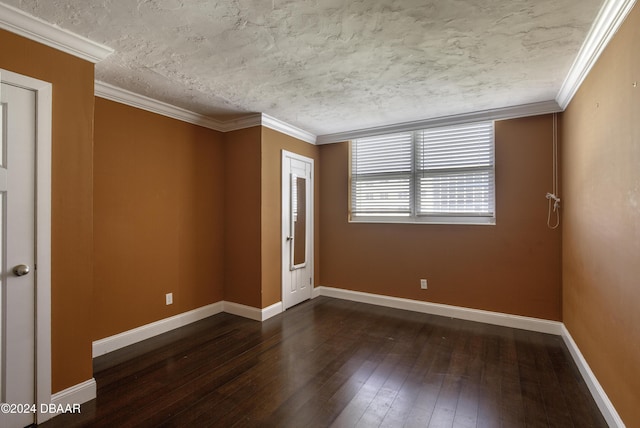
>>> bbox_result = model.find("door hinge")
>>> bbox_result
[309,277,312,285]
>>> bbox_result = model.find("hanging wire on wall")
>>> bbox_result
[546,113,560,229]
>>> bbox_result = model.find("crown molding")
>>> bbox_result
[219,114,263,132]
[220,113,318,144]
[95,81,225,130]
[94,81,318,143]
[315,100,562,144]
[0,2,113,63]
[261,113,317,144]
[556,0,636,109]
[93,81,559,146]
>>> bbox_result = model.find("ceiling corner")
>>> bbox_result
[218,114,263,132]
[556,0,637,109]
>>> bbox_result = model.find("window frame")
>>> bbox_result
[349,121,496,225]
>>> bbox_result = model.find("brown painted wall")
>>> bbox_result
[223,127,263,307]
[561,4,640,426]
[1,30,95,393]
[319,115,562,320]
[94,116,320,335]
[93,98,225,339]
[261,128,320,308]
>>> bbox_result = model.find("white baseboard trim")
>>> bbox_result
[222,301,283,321]
[314,286,563,335]
[312,286,322,299]
[259,301,284,321]
[50,378,96,405]
[223,301,262,320]
[92,301,224,358]
[561,325,625,428]
[38,378,97,423]
[93,300,284,357]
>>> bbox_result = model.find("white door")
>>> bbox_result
[0,78,37,427]
[282,151,314,310]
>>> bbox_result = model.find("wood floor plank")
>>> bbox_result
[451,333,483,428]
[514,331,550,428]
[354,312,430,427]
[403,318,465,427]
[475,326,502,428]
[38,297,608,428]
[329,314,417,426]
[377,321,440,427]
[498,330,526,427]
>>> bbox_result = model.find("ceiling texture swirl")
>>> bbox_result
[2,0,605,136]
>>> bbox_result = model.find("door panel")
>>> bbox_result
[0,81,37,428]
[282,151,314,310]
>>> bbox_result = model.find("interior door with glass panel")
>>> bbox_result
[0,77,37,428]
[282,151,313,310]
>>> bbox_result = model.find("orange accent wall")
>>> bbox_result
[561,4,640,426]
[223,126,263,307]
[319,115,562,320]
[0,29,95,393]
[261,127,320,308]
[93,98,225,339]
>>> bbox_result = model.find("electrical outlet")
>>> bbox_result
[420,279,428,290]
[166,293,173,305]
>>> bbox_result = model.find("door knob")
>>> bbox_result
[13,264,30,277]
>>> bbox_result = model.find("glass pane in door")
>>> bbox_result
[292,175,306,268]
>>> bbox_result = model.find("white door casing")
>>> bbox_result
[0,69,52,425]
[282,151,313,310]
[1,78,36,428]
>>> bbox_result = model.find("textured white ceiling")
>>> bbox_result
[5,0,603,135]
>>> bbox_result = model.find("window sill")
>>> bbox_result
[349,216,496,225]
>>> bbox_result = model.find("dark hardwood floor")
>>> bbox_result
[39,297,607,427]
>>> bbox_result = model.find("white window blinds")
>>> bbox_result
[351,132,413,216]
[351,121,495,224]
[416,122,494,216]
